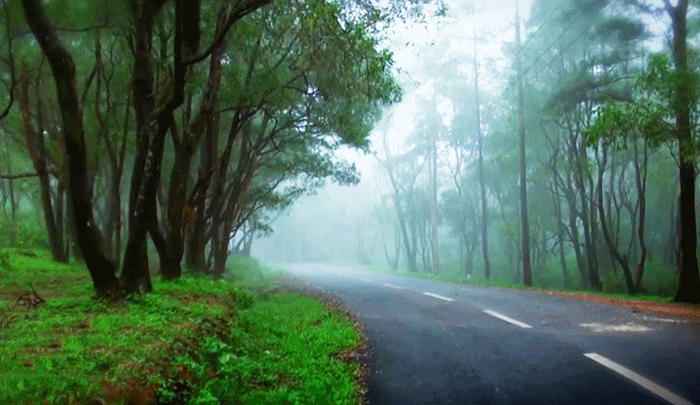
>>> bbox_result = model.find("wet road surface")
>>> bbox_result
[282,263,700,405]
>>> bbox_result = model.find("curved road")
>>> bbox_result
[282,263,700,405]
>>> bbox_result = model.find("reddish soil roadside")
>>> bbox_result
[533,290,700,321]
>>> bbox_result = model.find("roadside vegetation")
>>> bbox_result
[0,248,363,404]
[366,259,679,305]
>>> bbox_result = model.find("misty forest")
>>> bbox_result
[2,0,700,303]
[258,0,700,305]
[3,0,700,402]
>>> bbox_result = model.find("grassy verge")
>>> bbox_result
[364,262,675,304]
[0,249,362,404]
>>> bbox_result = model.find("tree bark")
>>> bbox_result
[515,1,532,286]
[596,148,635,293]
[21,0,118,297]
[161,4,224,279]
[633,134,648,290]
[473,2,490,281]
[121,0,166,294]
[19,66,67,262]
[666,0,699,303]
[429,127,439,273]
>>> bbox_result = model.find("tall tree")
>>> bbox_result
[472,2,490,280]
[515,0,533,286]
[21,0,119,298]
[664,0,699,303]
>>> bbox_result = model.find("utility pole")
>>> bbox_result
[515,0,532,286]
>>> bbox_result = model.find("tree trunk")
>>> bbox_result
[21,0,119,298]
[429,129,439,273]
[473,3,490,281]
[19,66,67,262]
[666,0,700,304]
[573,132,601,289]
[160,138,194,280]
[121,0,165,294]
[552,182,569,288]
[633,135,648,290]
[596,148,635,294]
[515,1,532,286]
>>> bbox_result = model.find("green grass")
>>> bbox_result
[0,248,362,404]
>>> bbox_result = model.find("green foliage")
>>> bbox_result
[0,248,13,271]
[584,54,694,151]
[224,255,267,283]
[13,221,49,250]
[639,53,700,111]
[0,249,363,404]
[365,258,674,302]
[157,294,360,405]
[639,260,678,297]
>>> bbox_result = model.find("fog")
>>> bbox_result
[254,0,690,298]
[254,0,527,260]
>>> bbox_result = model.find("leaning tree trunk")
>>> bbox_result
[21,0,118,298]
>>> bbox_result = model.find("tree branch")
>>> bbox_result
[0,172,40,180]
[181,0,271,67]
[0,1,16,121]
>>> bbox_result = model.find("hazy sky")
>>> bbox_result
[335,0,534,192]
[254,1,538,260]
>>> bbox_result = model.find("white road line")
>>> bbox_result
[383,283,406,290]
[423,292,455,302]
[361,278,373,283]
[483,309,532,329]
[584,353,693,405]
[640,316,690,324]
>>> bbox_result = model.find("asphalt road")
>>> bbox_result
[281,263,700,405]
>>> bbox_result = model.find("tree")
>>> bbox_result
[515,0,533,286]
[472,3,490,280]
[18,64,67,262]
[21,0,120,298]
[20,0,271,297]
[664,0,699,303]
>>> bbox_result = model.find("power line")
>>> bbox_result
[494,22,590,93]
[519,23,586,81]
[516,0,569,56]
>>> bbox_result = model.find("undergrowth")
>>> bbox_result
[0,248,362,404]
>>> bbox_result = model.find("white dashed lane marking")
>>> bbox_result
[584,353,694,405]
[383,283,406,290]
[483,309,532,329]
[580,323,651,333]
[639,316,690,324]
[361,278,373,283]
[423,292,455,302]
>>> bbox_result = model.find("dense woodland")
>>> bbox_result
[1,0,700,303]
[0,0,413,297]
